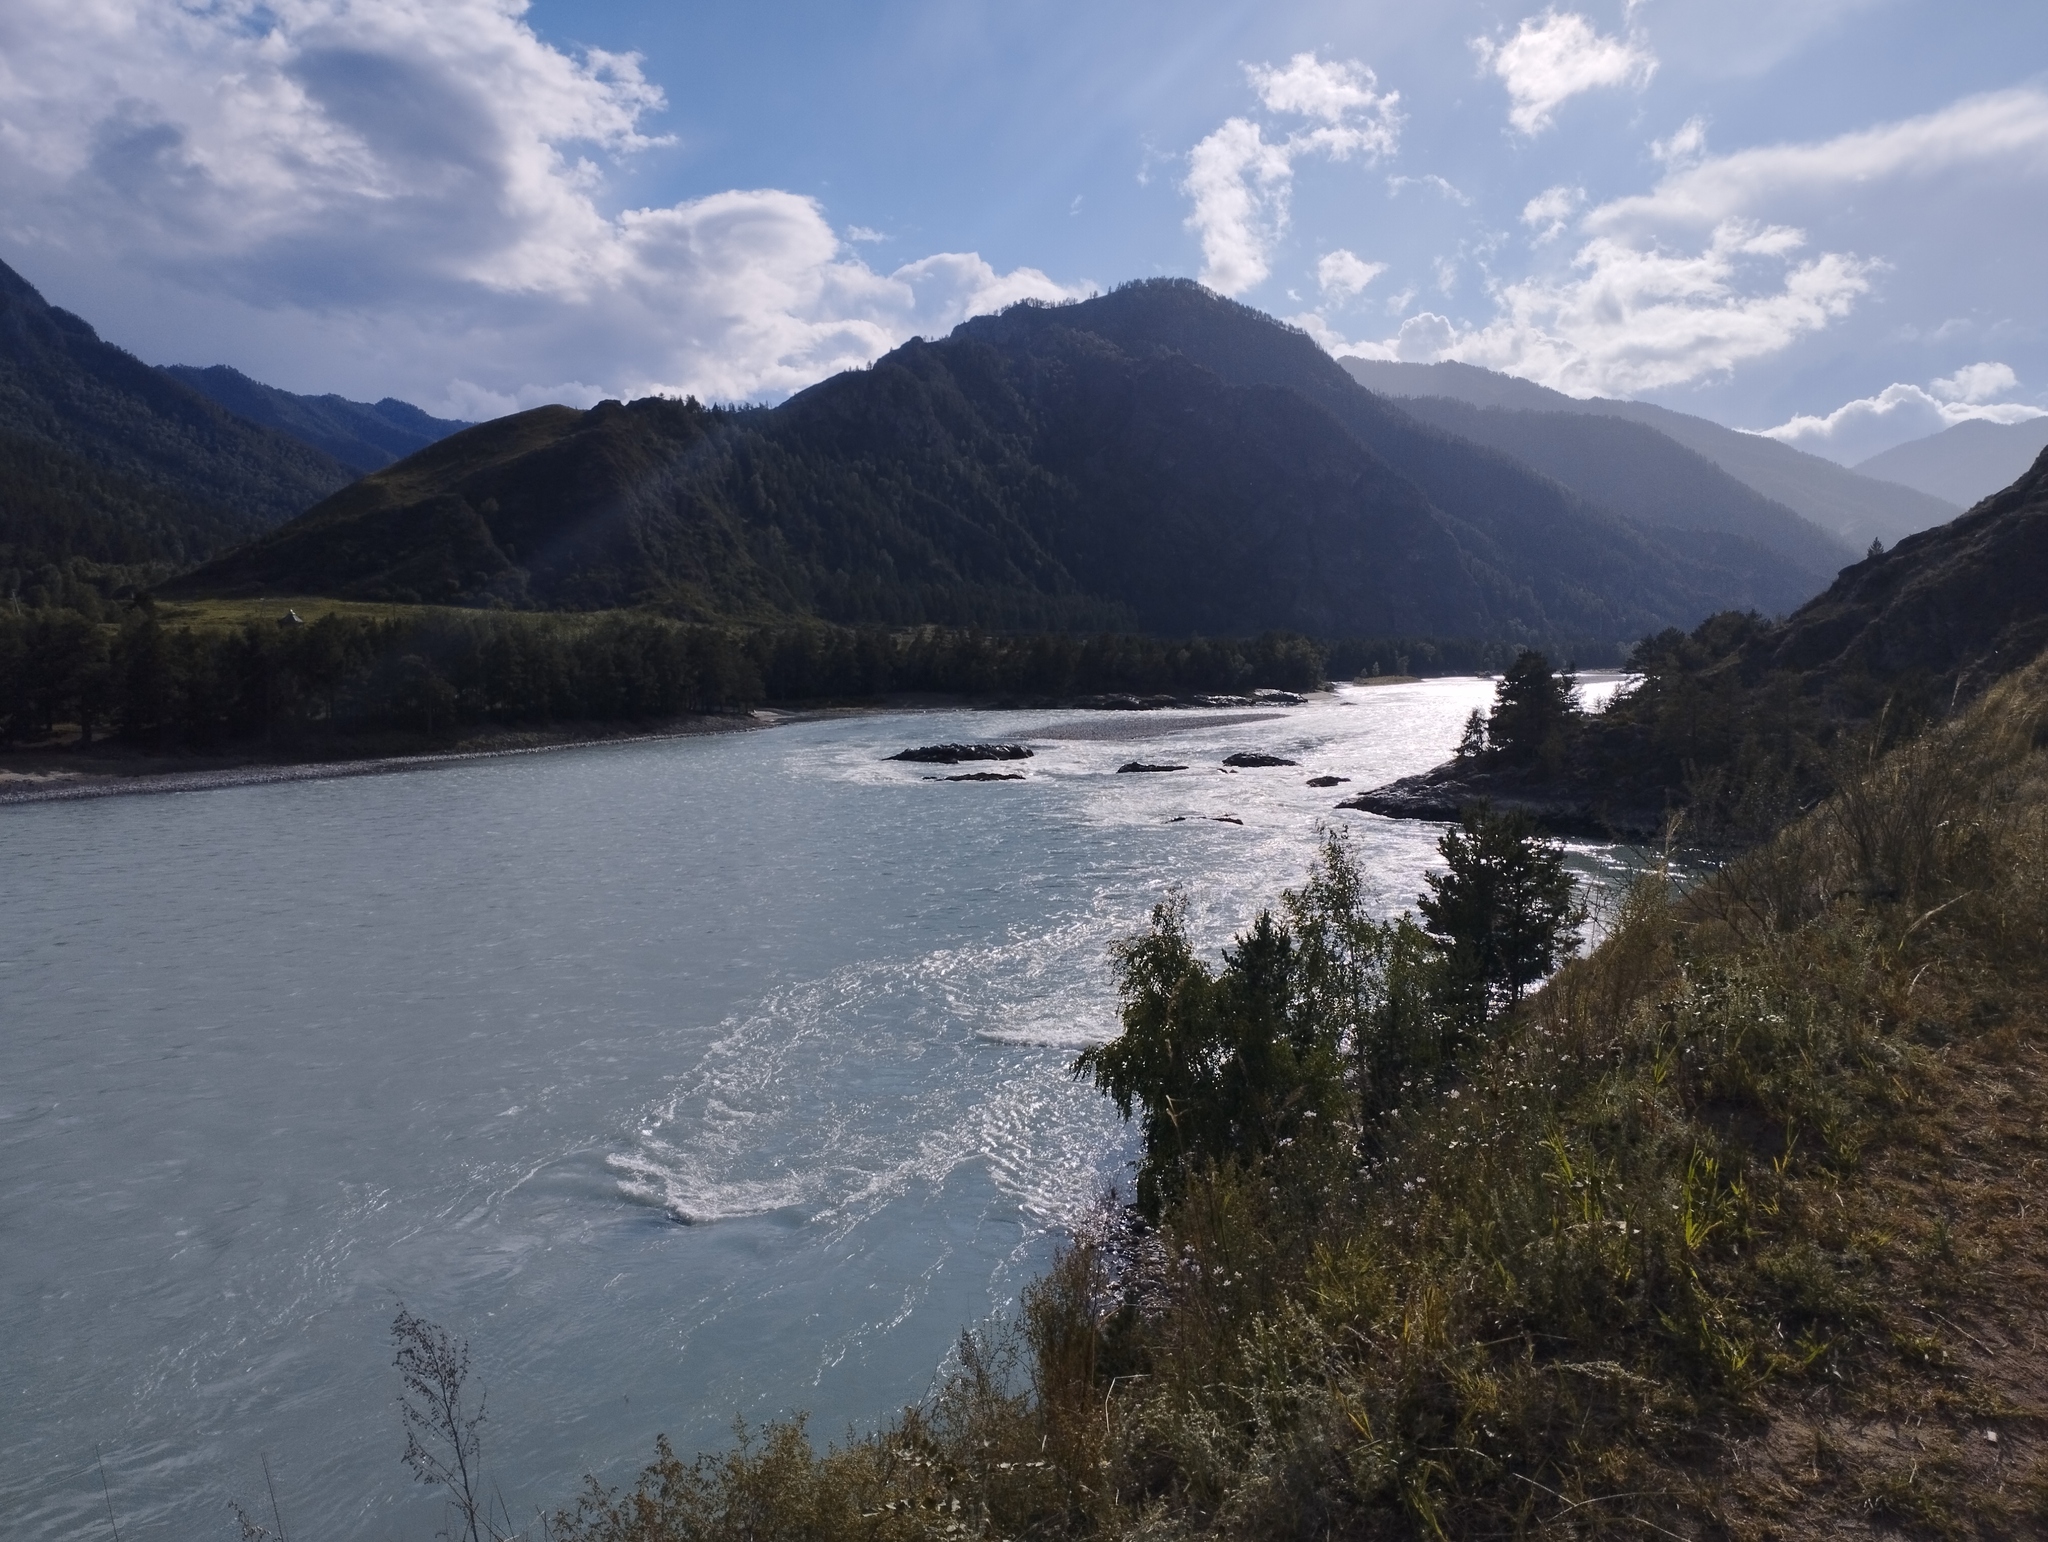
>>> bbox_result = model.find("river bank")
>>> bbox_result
[0,713,787,805]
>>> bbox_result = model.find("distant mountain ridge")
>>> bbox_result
[1338,356,1958,549]
[0,257,356,580]
[161,364,473,474]
[1854,417,2048,510]
[176,280,1841,643]
[1377,393,1851,583]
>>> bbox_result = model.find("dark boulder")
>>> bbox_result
[1222,751,1298,767]
[890,742,1033,764]
[1117,761,1188,773]
[1305,775,1349,787]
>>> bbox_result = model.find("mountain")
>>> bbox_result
[1339,357,1959,549]
[1763,441,2048,696]
[1854,416,2048,509]
[175,281,1841,643]
[0,257,355,582]
[1378,393,1851,584]
[161,364,473,474]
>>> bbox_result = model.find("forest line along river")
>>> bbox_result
[1,677,1634,1541]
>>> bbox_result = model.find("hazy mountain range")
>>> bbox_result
[1853,417,2048,509]
[1338,357,1960,550]
[173,281,1865,644]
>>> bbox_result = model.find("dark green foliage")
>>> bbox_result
[0,606,1337,751]
[1074,825,1545,1219]
[1483,648,1580,766]
[1074,897,1353,1219]
[1417,804,1585,1023]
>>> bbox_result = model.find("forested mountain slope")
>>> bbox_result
[1340,355,1958,548]
[177,282,1838,643]
[0,257,355,583]
[162,365,474,475]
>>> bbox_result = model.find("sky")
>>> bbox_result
[1,0,2044,463]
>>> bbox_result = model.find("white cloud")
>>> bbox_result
[1933,361,2018,404]
[1474,10,1656,136]
[1316,249,1386,300]
[1651,116,1708,167]
[1759,363,2046,463]
[1324,219,1871,394]
[1312,88,2048,400]
[0,0,1076,406]
[1521,184,1584,242]
[1591,87,2048,233]
[1247,53,1385,126]
[1386,173,1471,205]
[1183,52,1400,296]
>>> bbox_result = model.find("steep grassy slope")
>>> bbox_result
[1340,356,1959,548]
[176,282,1835,643]
[163,364,473,474]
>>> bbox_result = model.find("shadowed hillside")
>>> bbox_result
[175,282,1840,644]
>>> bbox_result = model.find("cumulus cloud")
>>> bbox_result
[0,0,1076,406]
[1521,185,1585,242]
[1759,362,2046,462]
[1651,116,1709,167]
[1183,53,1400,295]
[1316,249,1387,300]
[1320,87,2048,401]
[1474,10,1656,136]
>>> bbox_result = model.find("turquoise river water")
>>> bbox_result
[1,679,1633,1540]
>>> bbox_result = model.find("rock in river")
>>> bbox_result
[1116,761,1188,773]
[1222,751,1299,768]
[889,742,1033,764]
[1305,775,1350,787]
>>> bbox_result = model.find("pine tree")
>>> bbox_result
[1417,804,1584,1027]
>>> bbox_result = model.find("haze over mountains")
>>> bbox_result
[1854,417,2048,510]
[176,281,1851,645]
[1339,357,1960,550]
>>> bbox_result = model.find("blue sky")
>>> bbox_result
[2,0,2044,460]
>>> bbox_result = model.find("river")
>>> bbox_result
[1,679,1632,1540]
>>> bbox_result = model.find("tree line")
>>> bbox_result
[0,604,1349,751]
